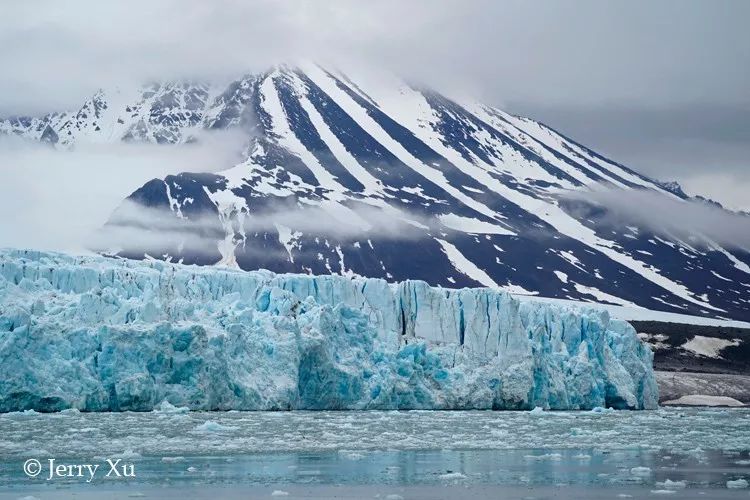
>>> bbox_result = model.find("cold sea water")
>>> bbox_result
[1,407,749,499]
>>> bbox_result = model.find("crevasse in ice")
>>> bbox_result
[0,249,658,412]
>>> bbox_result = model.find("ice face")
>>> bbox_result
[0,249,658,412]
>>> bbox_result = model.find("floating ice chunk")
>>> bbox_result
[155,400,190,414]
[630,466,651,477]
[650,490,676,495]
[655,479,686,489]
[438,472,467,480]
[161,456,185,463]
[271,491,289,497]
[525,453,562,461]
[590,406,614,413]
[530,406,546,415]
[25,448,50,457]
[339,450,365,460]
[195,421,236,432]
[727,478,748,489]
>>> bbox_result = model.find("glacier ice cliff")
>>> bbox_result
[0,249,658,412]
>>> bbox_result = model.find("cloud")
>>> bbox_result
[95,197,437,260]
[0,132,245,253]
[561,187,750,250]
[1,0,748,115]
[0,0,449,114]
[513,103,750,211]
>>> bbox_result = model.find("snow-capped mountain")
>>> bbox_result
[0,82,216,146]
[4,64,750,321]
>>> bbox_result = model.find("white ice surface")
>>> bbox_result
[663,395,745,407]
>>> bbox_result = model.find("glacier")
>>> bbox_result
[0,249,658,412]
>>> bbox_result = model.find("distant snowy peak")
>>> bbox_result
[4,64,750,321]
[0,65,682,199]
[0,81,218,146]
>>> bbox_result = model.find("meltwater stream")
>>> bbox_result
[1,408,749,499]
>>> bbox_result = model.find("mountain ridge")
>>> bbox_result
[3,63,749,321]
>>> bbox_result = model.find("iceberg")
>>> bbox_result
[0,249,658,412]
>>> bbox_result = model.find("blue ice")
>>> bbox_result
[0,249,657,412]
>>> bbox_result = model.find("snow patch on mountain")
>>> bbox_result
[681,336,740,359]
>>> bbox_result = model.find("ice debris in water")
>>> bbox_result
[655,479,686,489]
[155,400,190,414]
[727,478,749,489]
[524,453,562,461]
[0,249,658,412]
[630,466,651,477]
[194,420,236,432]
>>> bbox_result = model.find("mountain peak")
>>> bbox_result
[4,66,750,321]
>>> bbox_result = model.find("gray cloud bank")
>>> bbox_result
[1,1,747,115]
[515,103,750,211]
[95,199,434,261]
[0,134,243,253]
[0,0,748,250]
[562,187,750,250]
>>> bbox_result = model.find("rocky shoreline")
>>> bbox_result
[632,320,750,406]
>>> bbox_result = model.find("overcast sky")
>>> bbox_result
[1,0,748,210]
